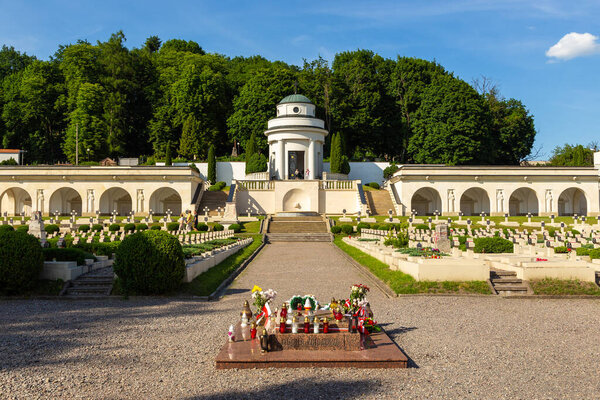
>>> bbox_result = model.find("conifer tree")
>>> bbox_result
[165,140,172,166]
[207,144,216,183]
[245,132,257,174]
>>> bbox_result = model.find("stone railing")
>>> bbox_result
[322,172,349,180]
[244,172,269,180]
[236,180,275,191]
[319,180,355,190]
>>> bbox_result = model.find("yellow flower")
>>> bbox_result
[251,285,262,293]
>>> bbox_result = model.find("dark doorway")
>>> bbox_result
[288,151,305,179]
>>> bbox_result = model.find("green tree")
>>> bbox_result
[164,140,172,165]
[549,144,595,166]
[246,153,267,174]
[178,115,201,159]
[329,133,343,173]
[160,39,205,55]
[245,131,257,174]
[207,144,216,183]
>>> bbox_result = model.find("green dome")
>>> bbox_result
[278,94,313,104]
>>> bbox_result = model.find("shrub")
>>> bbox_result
[340,224,354,235]
[554,246,569,254]
[331,225,342,234]
[109,224,120,232]
[0,225,14,232]
[16,225,28,233]
[370,223,380,230]
[589,248,600,260]
[114,230,185,294]
[368,182,380,190]
[383,164,399,179]
[356,222,370,233]
[474,237,513,253]
[384,233,409,248]
[208,185,221,191]
[136,223,148,231]
[150,225,162,230]
[415,224,430,230]
[78,224,90,232]
[575,247,590,256]
[44,224,60,234]
[246,153,268,174]
[207,144,216,183]
[74,242,120,257]
[92,224,103,232]
[379,224,393,231]
[0,230,44,294]
[197,223,209,231]
[167,222,179,231]
[229,223,241,233]
[43,247,95,265]
[213,223,224,231]
[124,223,136,232]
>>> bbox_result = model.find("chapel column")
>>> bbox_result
[308,139,315,180]
[277,140,285,180]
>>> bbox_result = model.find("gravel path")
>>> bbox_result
[1,243,600,399]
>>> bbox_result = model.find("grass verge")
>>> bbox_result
[333,235,490,295]
[530,278,600,296]
[182,234,263,296]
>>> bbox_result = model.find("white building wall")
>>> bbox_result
[323,162,391,184]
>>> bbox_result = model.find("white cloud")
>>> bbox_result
[545,32,600,61]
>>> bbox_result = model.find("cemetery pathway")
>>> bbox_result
[226,242,388,305]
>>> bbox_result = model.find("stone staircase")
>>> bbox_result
[489,268,530,295]
[61,267,114,298]
[266,216,332,242]
[198,191,228,215]
[365,189,396,216]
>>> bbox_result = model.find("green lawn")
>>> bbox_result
[333,235,491,294]
[182,234,263,296]
[530,278,600,296]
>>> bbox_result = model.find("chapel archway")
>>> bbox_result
[558,188,587,216]
[149,187,182,215]
[49,187,83,216]
[508,187,539,216]
[99,187,132,216]
[0,187,32,216]
[459,187,490,216]
[410,187,442,216]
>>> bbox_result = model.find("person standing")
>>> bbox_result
[192,210,199,231]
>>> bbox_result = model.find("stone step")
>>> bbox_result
[494,285,528,292]
[364,190,395,216]
[72,280,113,286]
[491,278,522,284]
[67,285,112,292]
[491,270,517,277]
[266,233,332,243]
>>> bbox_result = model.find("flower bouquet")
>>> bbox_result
[251,285,277,324]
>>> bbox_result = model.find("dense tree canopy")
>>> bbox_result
[549,143,597,166]
[0,33,537,165]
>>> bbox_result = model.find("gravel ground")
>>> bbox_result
[1,242,600,399]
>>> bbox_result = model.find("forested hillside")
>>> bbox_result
[0,31,536,165]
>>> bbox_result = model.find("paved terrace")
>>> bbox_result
[1,243,600,399]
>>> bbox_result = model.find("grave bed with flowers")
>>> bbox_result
[215,284,408,369]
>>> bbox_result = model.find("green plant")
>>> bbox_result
[473,237,513,253]
[415,224,430,230]
[384,232,409,248]
[588,248,600,260]
[207,144,216,183]
[43,247,95,265]
[371,223,380,230]
[114,230,185,294]
[124,223,136,232]
[74,242,120,257]
[136,223,148,231]
[246,153,268,174]
[0,230,44,294]
[575,247,590,256]
[150,225,162,230]
[554,246,569,254]
[165,140,172,166]
[229,223,241,233]
[0,225,15,232]
[340,224,353,235]
[383,164,399,179]
[167,222,179,231]
[356,222,370,233]
[331,225,342,234]
[16,225,28,233]
[216,181,226,189]
[197,223,208,231]
[213,223,224,231]
[109,224,120,232]
[44,224,60,234]
[78,224,90,232]
[368,182,380,190]
[92,224,103,232]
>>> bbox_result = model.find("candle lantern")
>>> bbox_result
[259,328,269,352]
[250,322,257,339]
[303,317,310,334]
[323,317,329,334]
[240,300,252,320]
[313,317,320,334]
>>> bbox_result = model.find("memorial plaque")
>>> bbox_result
[434,223,451,253]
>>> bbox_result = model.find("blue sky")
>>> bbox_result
[1,0,599,159]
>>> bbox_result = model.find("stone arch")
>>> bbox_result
[99,187,132,216]
[410,187,442,216]
[282,188,311,212]
[49,187,83,216]
[508,187,539,216]
[558,187,587,216]
[149,187,182,215]
[0,187,32,216]
[459,187,490,216]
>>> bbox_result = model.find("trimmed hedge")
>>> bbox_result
[114,230,185,294]
[74,242,120,257]
[340,224,353,235]
[356,222,370,233]
[78,224,90,232]
[150,225,162,230]
[474,237,513,254]
[415,224,430,230]
[109,224,120,232]
[368,182,380,190]
[92,224,103,232]
[16,225,28,233]
[0,225,15,232]
[43,247,96,265]
[213,223,224,232]
[44,224,60,234]
[554,246,569,254]
[136,223,148,231]
[331,225,342,234]
[167,222,179,231]
[197,223,208,231]
[124,223,136,232]
[229,223,241,233]
[0,230,44,294]
[590,248,600,260]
